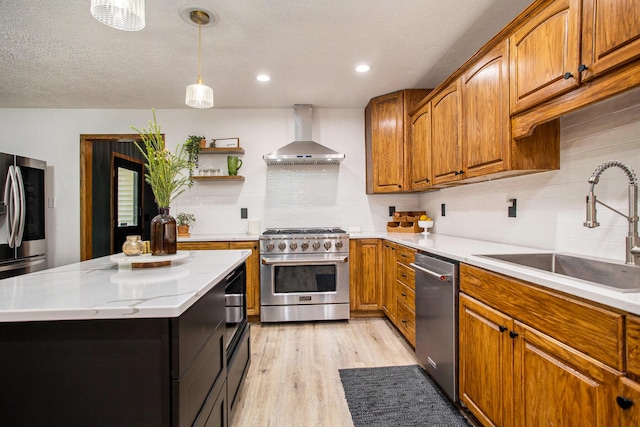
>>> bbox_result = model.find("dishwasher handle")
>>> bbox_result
[410,262,452,282]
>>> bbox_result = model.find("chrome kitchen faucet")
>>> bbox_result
[584,160,640,265]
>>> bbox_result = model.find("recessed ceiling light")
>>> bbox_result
[256,74,271,82]
[355,64,371,73]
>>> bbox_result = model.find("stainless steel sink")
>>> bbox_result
[478,253,640,292]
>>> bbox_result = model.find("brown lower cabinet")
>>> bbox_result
[178,240,260,317]
[459,263,632,426]
[350,239,383,314]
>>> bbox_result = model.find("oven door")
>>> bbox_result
[260,253,349,306]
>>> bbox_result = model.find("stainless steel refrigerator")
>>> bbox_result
[1,153,47,279]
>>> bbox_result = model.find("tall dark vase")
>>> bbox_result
[150,207,177,256]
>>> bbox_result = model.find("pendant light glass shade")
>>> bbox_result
[185,10,214,109]
[90,0,145,31]
[186,83,214,109]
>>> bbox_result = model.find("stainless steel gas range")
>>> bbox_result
[259,227,350,322]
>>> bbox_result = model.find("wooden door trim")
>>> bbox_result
[79,134,141,261]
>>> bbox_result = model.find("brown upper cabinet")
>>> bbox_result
[510,0,581,114]
[511,0,640,115]
[511,0,640,138]
[581,0,640,81]
[365,89,430,194]
[412,39,560,188]
[461,41,510,180]
[431,81,463,185]
[408,102,432,191]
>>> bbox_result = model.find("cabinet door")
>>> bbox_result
[366,91,405,193]
[381,241,397,321]
[431,80,462,185]
[408,101,432,191]
[459,294,514,427]
[350,239,382,312]
[462,40,510,179]
[230,241,260,317]
[581,0,640,81]
[510,0,581,114]
[513,321,622,427]
[354,239,382,310]
[618,377,640,427]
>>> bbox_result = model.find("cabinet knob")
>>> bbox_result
[454,170,465,176]
[499,325,507,333]
[617,396,634,410]
[563,72,574,80]
[402,319,407,323]
[401,292,407,297]
[509,330,519,339]
[578,64,588,72]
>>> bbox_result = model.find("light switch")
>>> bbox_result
[48,197,56,208]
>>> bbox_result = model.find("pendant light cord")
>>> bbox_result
[197,22,203,84]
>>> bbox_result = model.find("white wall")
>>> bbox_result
[419,87,640,263]
[0,107,418,267]
[1,88,638,268]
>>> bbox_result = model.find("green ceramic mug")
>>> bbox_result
[227,155,243,176]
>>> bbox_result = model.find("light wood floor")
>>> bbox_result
[230,318,419,427]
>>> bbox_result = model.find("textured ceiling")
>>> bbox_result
[0,0,532,109]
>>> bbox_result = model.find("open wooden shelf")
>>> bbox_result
[192,175,245,182]
[199,147,245,155]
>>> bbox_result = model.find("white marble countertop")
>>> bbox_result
[0,250,250,322]
[178,234,259,242]
[352,232,640,316]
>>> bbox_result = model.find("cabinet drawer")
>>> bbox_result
[396,245,416,265]
[396,263,415,289]
[173,324,226,427]
[396,299,416,346]
[171,282,225,379]
[627,315,640,379]
[460,264,624,370]
[396,281,415,311]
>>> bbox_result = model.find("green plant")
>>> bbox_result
[131,109,193,208]
[176,212,196,226]
[184,135,205,176]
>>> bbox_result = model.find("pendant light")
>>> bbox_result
[185,10,214,109]
[90,0,145,31]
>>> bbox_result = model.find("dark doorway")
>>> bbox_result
[80,135,156,260]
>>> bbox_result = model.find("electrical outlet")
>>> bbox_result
[389,206,396,216]
[241,208,248,219]
[441,203,446,217]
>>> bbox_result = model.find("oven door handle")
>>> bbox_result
[261,256,348,265]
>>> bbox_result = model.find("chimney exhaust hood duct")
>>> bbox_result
[263,104,345,165]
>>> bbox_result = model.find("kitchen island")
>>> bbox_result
[0,250,250,427]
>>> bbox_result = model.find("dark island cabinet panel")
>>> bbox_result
[0,281,228,427]
[0,318,172,427]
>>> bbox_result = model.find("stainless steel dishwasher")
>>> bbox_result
[411,252,459,402]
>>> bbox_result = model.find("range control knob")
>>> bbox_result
[324,241,332,250]
[335,240,344,249]
[301,241,309,251]
[312,241,321,250]
[290,242,298,250]
[278,242,287,251]
[266,242,275,251]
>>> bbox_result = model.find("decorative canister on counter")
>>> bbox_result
[122,235,145,256]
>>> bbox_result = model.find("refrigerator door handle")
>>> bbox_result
[14,166,25,247]
[4,166,19,248]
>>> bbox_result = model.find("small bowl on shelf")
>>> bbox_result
[418,220,434,234]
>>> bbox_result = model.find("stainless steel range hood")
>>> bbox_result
[263,104,345,165]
